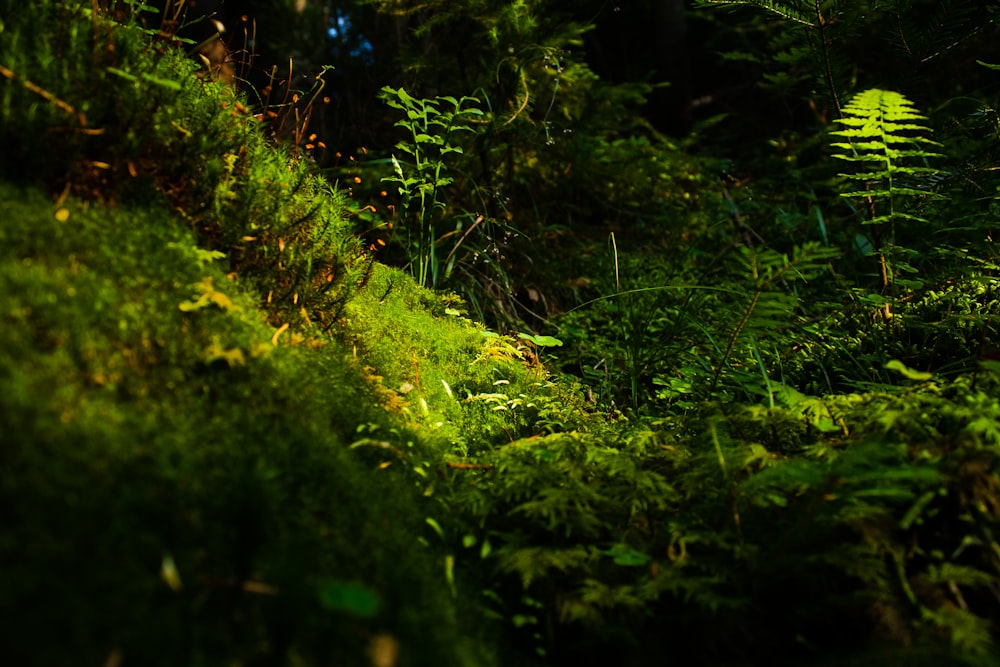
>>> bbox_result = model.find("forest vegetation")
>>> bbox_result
[2,0,1000,665]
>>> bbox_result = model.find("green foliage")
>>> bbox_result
[379,86,485,288]
[435,372,1000,665]
[0,0,369,334]
[707,242,841,393]
[341,0,712,326]
[696,0,819,27]
[693,0,852,132]
[830,88,945,302]
[0,5,511,664]
[5,1,1000,666]
[554,240,840,410]
[831,89,944,227]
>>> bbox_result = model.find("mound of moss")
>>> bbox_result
[0,2,526,664]
[0,182,502,665]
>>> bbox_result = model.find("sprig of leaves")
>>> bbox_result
[379,86,484,288]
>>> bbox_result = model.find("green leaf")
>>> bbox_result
[425,517,445,539]
[602,544,651,567]
[884,360,933,381]
[900,490,938,529]
[140,72,182,90]
[694,0,815,27]
[317,580,381,617]
[518,333,563,347]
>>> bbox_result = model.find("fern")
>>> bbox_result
[831,89,944,227]
[830,89,945,304]
[694,0,817,27]
[695,0,849,116]
[886,0,993,64]
[710,242,840,393]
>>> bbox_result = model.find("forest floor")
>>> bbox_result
[2,3,1000,666]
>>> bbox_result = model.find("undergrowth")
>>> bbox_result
[3,1,1000,666]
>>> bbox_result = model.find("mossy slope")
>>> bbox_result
[0,182,501,666]
[0,3,516,664]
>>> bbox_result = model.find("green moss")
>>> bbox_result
[0,182,495,665]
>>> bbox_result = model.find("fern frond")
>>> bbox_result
[889,0,992,64]
[830,89,945,236]
[831,89,943,156]
[711,243,839,392]
[693,0,817,27]
[499,546,594,589]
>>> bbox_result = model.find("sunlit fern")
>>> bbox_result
[830,88,944,304]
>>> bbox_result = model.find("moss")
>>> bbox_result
[0,180,494,665]
[0,5,525,662]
